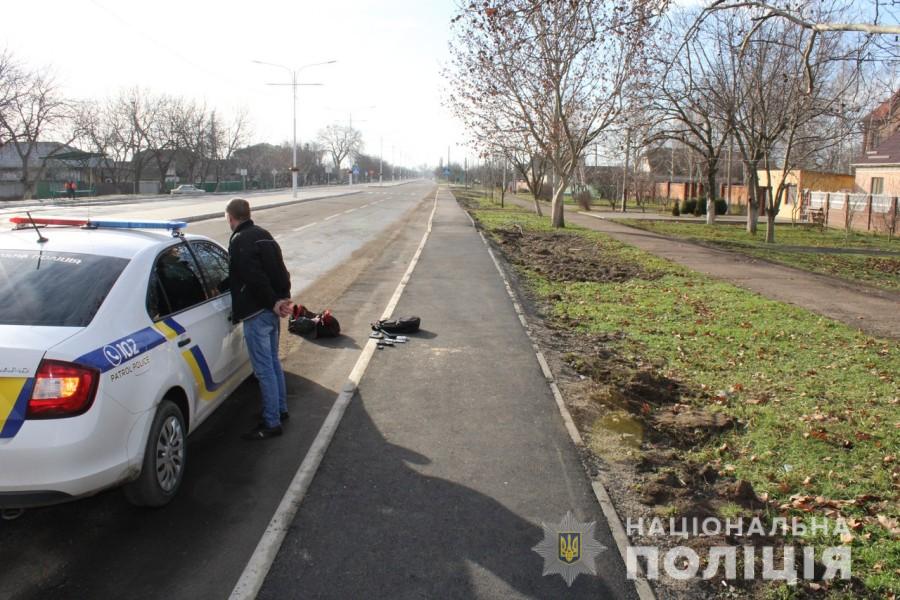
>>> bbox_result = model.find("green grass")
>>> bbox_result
[616,220,900,292]
[463,197,900,596]
[617,220,899,251]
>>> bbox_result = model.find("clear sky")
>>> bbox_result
[5,0,468,169]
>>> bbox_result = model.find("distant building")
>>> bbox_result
[861,90,900,155]
[757,168,855,221]
[0,142,102,200]
[851,129,900,197]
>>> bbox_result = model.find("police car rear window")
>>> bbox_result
[0,250,129,327]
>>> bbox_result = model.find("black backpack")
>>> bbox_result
[372,316,420,334]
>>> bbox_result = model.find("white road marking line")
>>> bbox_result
[292,222,318,232]
[323,213,340,221]
[343,208,357,215]
[461,199,656,600]
[229,189,440,600]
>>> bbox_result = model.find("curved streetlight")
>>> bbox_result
[252,59,337,197]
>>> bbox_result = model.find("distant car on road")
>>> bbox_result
[170,184,204,195]
[0,217,251,509]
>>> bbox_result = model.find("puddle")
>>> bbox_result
[593,410,644,449]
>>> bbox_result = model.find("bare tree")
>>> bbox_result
[204,108,250,189]
[447,0,668,228]
[0,50,25,149]
[0,62,80,199]
[728,4,866,242]
[147,95,183,191]
[317,123,362,176]
[176,100,210,185]
[113,88,157,193]
[653,9,738,224]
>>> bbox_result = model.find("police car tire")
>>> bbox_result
[124,400,187,507]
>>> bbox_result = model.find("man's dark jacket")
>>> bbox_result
[224,219,291,322]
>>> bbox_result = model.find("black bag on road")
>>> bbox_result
[289,305,341,339]
[372,316,420,334]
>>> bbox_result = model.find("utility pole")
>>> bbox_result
[252,59,334,198]
[725,137,733,211]
[379,137,383,184]
[501,157,506,208]
[621,128,631,213]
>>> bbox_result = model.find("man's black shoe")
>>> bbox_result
[242,423,283,441]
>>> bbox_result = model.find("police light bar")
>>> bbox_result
[10,217,187,231]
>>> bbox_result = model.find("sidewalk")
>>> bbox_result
[522,199,898,339]
[258,190,637,598]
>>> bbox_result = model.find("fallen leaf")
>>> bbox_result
[877,515,900,538]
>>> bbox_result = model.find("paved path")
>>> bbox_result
[511,197,899,339]
[259,189,636,598]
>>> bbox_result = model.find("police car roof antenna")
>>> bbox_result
[25,212,48,244]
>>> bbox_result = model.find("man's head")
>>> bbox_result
[225,198,251,231]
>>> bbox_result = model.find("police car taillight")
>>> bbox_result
[27,360,99,419]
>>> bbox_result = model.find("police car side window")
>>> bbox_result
[147,271,170,320]
[152,244,207,316]
[191,241,230,297]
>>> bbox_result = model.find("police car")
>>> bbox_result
[0,217,251,508]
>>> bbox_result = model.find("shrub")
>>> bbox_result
[574,190,593,211]
[681,199,697,215]
[671,202,681,216]
[714,199,728,215]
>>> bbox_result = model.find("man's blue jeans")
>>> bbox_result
[242,310,287,428]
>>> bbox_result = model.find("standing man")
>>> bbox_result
[223,198,293,440]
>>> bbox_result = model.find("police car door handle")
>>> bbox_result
[177,337,191,347]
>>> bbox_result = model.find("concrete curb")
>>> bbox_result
[456,193,656,600]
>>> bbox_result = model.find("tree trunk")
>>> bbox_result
[705,169,717,225]
[551,175,567,228]
[765,209,776,243]
[532,191,543,216]
[745,164,760,234]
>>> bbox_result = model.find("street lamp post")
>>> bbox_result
[253,59,336,198]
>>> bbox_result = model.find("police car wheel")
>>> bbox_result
[124,400,187,507]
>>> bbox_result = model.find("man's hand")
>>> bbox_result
[274,299,293,318]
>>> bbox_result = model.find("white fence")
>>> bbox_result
[806,191,896,213]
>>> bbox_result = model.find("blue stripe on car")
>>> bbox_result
[75,327,168,373]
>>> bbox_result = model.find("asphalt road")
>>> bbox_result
[0,182,437,600]
[0,182,634,599]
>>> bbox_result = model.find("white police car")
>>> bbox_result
[0,217,251,508]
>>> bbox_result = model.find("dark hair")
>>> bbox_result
[226,198,251,221]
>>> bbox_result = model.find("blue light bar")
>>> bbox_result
[85,219,188,230]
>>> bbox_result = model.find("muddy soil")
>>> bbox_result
[492,227,656,283]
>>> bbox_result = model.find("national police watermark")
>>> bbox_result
[624,517,852,584]
[532,511,607,586]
